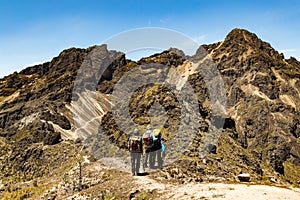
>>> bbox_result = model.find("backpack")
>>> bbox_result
[129,136,142,153]
[143,133,153,146]
[153,129,161,138]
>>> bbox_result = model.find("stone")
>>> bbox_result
[269,176,277,183]
[205,144,217,154]
[238,173,251,182]
[43,131,61,145]
[129,189,139,199]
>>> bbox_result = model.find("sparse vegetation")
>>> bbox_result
[1,183,53,200]
[141,193,147,199]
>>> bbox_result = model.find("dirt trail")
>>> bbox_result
[133,175,300,200]
[98,157,300,199]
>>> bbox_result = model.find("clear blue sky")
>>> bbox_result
[0,0,300,78]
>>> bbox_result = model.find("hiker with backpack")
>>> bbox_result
[153,129,163,169]
[142,125,157,169]
[128,128,143,175]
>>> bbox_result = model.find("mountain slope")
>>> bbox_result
[0,28,300,198]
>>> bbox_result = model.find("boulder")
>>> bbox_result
[205,144,217,154]
[238,173,251,182]
[43,132,61,145]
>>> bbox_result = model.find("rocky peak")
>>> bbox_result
[167,47,186,58]
[207,28,284,63]
[224,28,261,46]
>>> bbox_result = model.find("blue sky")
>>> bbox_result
[0,0,300,78]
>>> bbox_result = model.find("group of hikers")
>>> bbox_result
[128,125,165,175]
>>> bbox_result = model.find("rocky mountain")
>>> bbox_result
[0,28,300,199]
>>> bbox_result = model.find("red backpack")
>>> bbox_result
[143,133,153,146]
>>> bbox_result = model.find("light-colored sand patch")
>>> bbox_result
[0,91,20,105]
[240,84,271,101]
[280,94,296,109]
[272,68,286,83]
[64,90,112,140]
[46,121,78,140]
[19,113,39,130]
[167,60,197,90]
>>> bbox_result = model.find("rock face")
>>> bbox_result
[0,28,300,188]
[0,46,95,181]
[203,29,300,180]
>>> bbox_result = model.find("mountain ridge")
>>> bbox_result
[0,28,300,198]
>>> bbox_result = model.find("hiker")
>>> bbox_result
[153,129,163,168]
[143,125,157,169]
[128,128,143,175]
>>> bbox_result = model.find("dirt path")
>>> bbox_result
[98,157,300,200]
[164,183,300,200]
[133,175,300,200]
